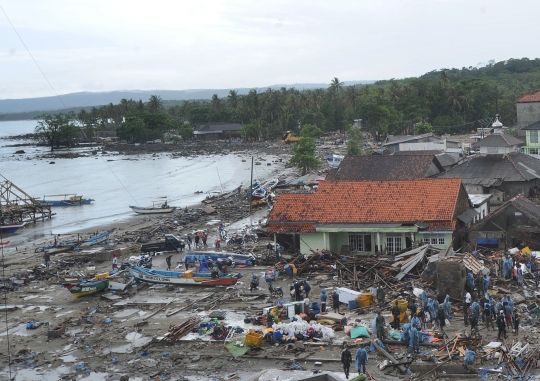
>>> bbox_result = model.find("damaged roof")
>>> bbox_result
[522,121,540,131]
[471,134,524,148]
[268,179,464,233]
[469,195,540,230]
[437,152,540,185]
[325,154,443,181]
[517,90,540,103]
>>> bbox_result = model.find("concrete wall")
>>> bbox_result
[436,261,467,300]
[479,146,518,155]
[524,130,540,155]
[517,102,540,128]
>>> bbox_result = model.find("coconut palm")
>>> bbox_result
[147,95,163,113]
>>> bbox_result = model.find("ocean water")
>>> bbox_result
[0,120,285,247]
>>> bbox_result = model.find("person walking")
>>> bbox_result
[202,232,208,247]
[496,311,507,341]
[320,289,327,312]
[464,291,471,326]
[332,291,340,313]
[293,281,302,301]
[484,302,495,330]
[514,309,520,336]
[166,254,173,271]
[377,285,385,305]
[355,347,368,374]
[375,312,386,341]
[112,254,118,271]
[517,266,524,287]
[437,305,446,331]
[341,343,353,379]
[194,234,200,249]
[187,234,192,250]
[43,252,51,270]
[392,301,401,330]
[303,280,311,298]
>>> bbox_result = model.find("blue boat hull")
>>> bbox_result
[0,223,25,234]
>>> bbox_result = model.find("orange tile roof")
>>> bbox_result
[267,224,315,234]
[426,221,456,232]
[517,90,540,103]
[268,179,463,228]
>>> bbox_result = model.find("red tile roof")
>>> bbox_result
[267,224,315,234]
[517,90,540,103]
[426,221,456,232]
[268,179,463,232]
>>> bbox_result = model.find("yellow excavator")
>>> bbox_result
[281,131,301,144]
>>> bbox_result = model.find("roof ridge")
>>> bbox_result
[506,153,527,180]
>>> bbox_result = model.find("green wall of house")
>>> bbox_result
[298,230,453,255]
[524,130,540,154]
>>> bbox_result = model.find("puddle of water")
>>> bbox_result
[113,308,140,318]
[56,310,74,318]
[59,355,78,363]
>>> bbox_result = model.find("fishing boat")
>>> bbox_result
[130,201,176,214]
[62,278,110,298]
[108,276,134,291]
[260,178,279,191]
[275,176,295,188]
[326,154,344,168]
[123,263,240,286]
[0,223,26,234]
[204,184,242,202]
[38,194,94,206]
[251,187,267,200]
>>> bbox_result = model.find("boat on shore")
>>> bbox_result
[123,263,240,286]
[130,200,176,214]
[204,184,242,203]
[326,154,344,168]
[108,276,134,291]
[62,278,110,298]
[0,222,26,234]
[38,194,94,206]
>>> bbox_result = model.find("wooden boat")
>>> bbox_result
[251,187,267,200]
[260,178,278,191]
[204,184,242,202]
[108,276,134,291]
[0,223,26,234]
[62,279,109,298]
[130,201,176,214]
[123,263,240,286]
[326,154,344,168]
[38,194,94,206]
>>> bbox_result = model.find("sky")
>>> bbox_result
[1,0,540,99]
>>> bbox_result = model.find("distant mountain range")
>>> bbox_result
[0,81,375,115]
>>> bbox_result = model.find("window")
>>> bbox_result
[438,238,445,245]
[386,235,402,253]
[348,234,372,252]
[487,147,498,154]
[423,238,430,244]
[431,238,438,244]
[530,148,539,155]
[531,131,539,144]
[421,234,446,246]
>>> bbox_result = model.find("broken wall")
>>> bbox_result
[435,261,466,300]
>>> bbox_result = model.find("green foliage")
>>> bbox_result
[178,124,194,141]
[300,124,324,138]
[347,126,363,156]
[241,121,259,141]
[116,116,150,142]
[34,112,79,151]
[415,121,433,134]
[290,137,320,175]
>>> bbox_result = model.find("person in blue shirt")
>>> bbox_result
[355,347,368,374]
[443,295,452,319]
[410,314,420,330]
[410,326,420,353]
[483,275,490,293]
[467,272,475,292]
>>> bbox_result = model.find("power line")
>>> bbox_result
[0,4,67,109]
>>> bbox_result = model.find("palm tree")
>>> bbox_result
[329,77,344,94]
[445,86,467,113]
[227,90,239,110]
[344,85,360,119]
[147,95,163,113]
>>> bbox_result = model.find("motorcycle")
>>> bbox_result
[243,232,259,243]
[250,275,260,292]
[227,234,244,246]
[268,283,283,298]
[137,254,153,269]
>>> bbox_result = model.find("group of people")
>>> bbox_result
[290,279,312,301]
[340,343,368,379]
[496,255,539,289]
[185,231,208,250]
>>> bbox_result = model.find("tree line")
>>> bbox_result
[34,57,540,149]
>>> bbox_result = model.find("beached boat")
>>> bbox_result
[38,194,94,206]
[251,187,267,200]
[62,279,110,298]
[326,154,344,168]
[108,276,134,291]
[261,178,278,191]
[275,176,295,188]
[204,184,242,202]
[123,263,240,286]
[130,201,176,214]
[0,223,26,234]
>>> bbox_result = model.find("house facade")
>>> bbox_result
[268,179,472,255]
[468,195,540,249]
[517,90,540,136]
[193,122,242,140]
[471,133,524,155]
[521,121,540,158]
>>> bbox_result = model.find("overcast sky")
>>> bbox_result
[1,0,539,99]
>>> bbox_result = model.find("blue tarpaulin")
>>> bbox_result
[476,238,499,245]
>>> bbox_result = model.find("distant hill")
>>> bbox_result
[0,81,375,116]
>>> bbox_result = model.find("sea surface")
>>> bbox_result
[0,120,285,247]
